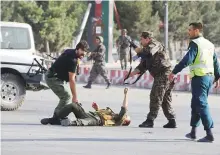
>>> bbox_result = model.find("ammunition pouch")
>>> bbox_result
[94,107,116,126]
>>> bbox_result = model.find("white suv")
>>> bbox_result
[0,21,49,111]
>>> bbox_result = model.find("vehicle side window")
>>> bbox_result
[0,26,31,49]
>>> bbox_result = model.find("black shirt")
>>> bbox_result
[51,49,78,82]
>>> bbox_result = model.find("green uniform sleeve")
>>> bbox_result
[114,106,127,124]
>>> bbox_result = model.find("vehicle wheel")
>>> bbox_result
[1,73,26,111]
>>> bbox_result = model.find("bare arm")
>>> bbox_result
[116,88,129,122]
[69,72,78,103]
[122,88,128,108]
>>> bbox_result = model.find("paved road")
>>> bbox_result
[1,84,220,155]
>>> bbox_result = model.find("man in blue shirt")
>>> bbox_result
[170,22,220,142]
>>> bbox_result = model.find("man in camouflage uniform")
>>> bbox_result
[116,29,131,70]
[83,36,111,89]
[127,31,177,128]
[41,41,89,125]
[42,88,131,127]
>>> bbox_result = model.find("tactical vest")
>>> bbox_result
[94,107,126,126]
[190,37,214,78]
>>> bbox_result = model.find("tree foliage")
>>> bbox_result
[1,1,87,52]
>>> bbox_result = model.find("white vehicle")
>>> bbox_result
[0,21,49,111]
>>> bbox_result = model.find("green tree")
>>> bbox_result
[1,1,87,53]
[114,1,160,40]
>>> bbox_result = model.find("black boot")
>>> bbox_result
[41,118,51,125]
[41,113,62,125]
[41,117,61,125]
[139,119,154,128]
[106,82,111,89]
[198,129,214,142]
[185,127,196,139]
[163,119,177,128]
[83,82,92,89]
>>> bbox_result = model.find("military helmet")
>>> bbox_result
[96,36,104,43]
[141,31,153,39]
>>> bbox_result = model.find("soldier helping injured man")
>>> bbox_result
[41,88,131,126]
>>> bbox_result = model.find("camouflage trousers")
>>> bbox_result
[119,53,128,70]
[88,63,110,84]
[57,103,101,126]
[45,70,72,115]
[147,74,176,120]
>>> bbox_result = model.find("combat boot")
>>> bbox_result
[83,82,92,89]
[139,119,154,128]
[185,127,196,140]
[61,119,77,126]
[197,129,214,142]
[163,119,177,128]
[106,82,111,89]
[41,117,61,125]
[41,113,62,125]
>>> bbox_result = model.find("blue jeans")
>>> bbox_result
[190,75,214,130]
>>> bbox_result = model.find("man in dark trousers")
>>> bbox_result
[41,40,89,125]
[170,22,220,142]
[83,36,111,89]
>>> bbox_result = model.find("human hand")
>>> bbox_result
[213,79,220,88]
[72,97,78,103]
[124,88,128,95]
[169,73,175,82]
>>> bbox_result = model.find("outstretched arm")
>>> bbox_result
[122,88,128,109]
[117,88,128,119]
[114,88,129,125]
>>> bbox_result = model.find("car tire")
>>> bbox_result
[1,73,26,111]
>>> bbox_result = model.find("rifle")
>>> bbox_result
[123,38,146,85]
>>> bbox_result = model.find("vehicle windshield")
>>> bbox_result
[0,26,31,49]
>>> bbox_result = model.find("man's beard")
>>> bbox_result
[76,53,84,58]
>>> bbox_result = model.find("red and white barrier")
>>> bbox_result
[77,66,220,94]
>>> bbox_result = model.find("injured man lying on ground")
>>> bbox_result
[41,88,131,126]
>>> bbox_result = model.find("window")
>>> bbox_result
[0,26,31,49]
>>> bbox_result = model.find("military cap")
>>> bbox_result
[96,36,104,43]
[141,31,153,39]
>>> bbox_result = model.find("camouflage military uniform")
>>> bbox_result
[84,43,111,88]
[135,38,176,128]
[116,35,131,70]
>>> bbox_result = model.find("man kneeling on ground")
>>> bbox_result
[41,88,131,126]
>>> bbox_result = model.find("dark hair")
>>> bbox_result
[189,22,203,31]
[76,40,89,51]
